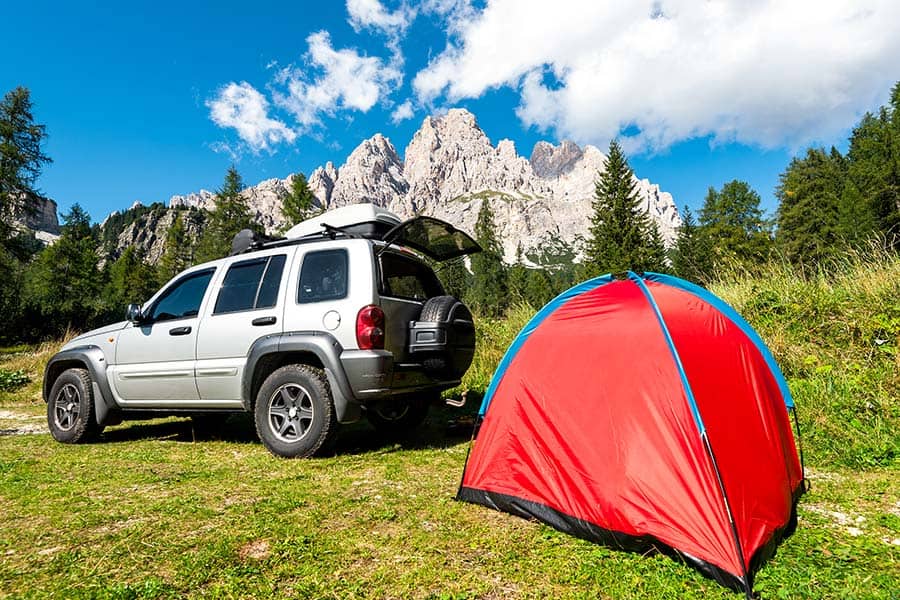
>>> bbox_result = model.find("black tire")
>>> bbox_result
[419,295,475,379]
[254,364,337,458]
[366,395,431,436]
[47,368,103,443]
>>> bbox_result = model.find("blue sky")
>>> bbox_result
[4,1,899,224]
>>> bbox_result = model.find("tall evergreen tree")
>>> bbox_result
[195,165,255,263]
[843,89,900,249]
[437,257,471,301]
[671,206,714,284]
[507,244,529,304]
[104,246,159,315]
[158,212,193,281]
[281,172,318,230]
[776,149,844,264]
[699,180,771,267]
[582,140,666,275]
[468,198,508,317]
[0,87,52,245]
[524,267,554,308]
[22,204,102,335]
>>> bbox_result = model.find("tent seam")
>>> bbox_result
[628,272,753,597]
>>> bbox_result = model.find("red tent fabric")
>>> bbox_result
[458,272,804,595]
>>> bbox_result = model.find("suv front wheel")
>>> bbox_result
[47,368,104,443]
[254,364,337,458]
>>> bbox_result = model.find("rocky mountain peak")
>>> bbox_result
[148,108,679,266]
[330,133,407,208]
[531,140,585,179]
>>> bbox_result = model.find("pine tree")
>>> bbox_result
[582,140,666,276]
[158,212,193,282]
[281,172,318,230]
[195,165,255,263]
[844,92,900,249]
[507,244,529,304]
[0,87,52,245]
[699,180,771,267]
[104,246,159,315]
[22,204,102,335]
[776,149,844,264]
[438,257,471,300]
[468,198,507,317]
[671,206,714,284]
[524,268,554,308]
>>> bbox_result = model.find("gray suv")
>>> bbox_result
[43,205,480,457]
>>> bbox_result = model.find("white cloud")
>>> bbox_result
[391,99,415,123]
[206,82,297,153]
[275,31,403,127]
[347,0,412,35]
[413,0,900,152]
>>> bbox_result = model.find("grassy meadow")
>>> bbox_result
[1,254,898,599]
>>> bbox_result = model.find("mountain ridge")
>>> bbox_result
[30,109,681,266]
[169,108,681,263]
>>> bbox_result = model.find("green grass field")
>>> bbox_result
[1,255,898,599]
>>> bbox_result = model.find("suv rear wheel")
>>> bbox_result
[47,368,104,443]
[366,394,431,436]
[254,364,337,458]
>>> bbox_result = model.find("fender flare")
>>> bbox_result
[43,346,117,426]
[243,332,360,423]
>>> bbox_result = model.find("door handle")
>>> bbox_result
[169,326,192,336]
[252,316,277,326]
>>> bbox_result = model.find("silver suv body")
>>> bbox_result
[43,205,479,457]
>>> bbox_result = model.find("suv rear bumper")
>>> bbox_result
[341,349,459,400]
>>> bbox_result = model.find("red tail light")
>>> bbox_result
[356,305,385,350]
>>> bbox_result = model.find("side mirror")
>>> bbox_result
[125,303,143,324]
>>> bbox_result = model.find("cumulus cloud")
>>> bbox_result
[206,82,297,153]
[391,99,415,123]
[275,31,403,127]
[413,0,900,151]
[347,0,412,35]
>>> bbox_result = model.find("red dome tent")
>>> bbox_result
[458,272,805,596]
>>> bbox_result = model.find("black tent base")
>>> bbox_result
[457,485,805,597]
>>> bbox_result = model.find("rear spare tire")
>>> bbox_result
[416,295,475,380]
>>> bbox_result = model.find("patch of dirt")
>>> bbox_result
[238,539,270,561]
[0,410,46,436]
[805,504,866,537]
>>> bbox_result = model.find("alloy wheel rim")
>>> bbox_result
[268,383,314,443]
[54,383,80,432]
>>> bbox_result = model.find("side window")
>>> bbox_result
[148,270,215,322]
[298,249,348,303]
[380,253,443,301]
[214,254,287,315]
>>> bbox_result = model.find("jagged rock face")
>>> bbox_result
[109,208,206,265]
[530,140,584,179]
[8,194,60,244]
[165,108,681,264]
[330,134,407,208]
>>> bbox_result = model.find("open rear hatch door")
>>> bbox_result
[379,216,482,262]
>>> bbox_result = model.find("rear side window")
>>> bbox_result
[214,255,286,314]
[380,253,443,301]
[298,249,349,303]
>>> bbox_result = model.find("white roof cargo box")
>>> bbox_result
[284,204,402,240]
